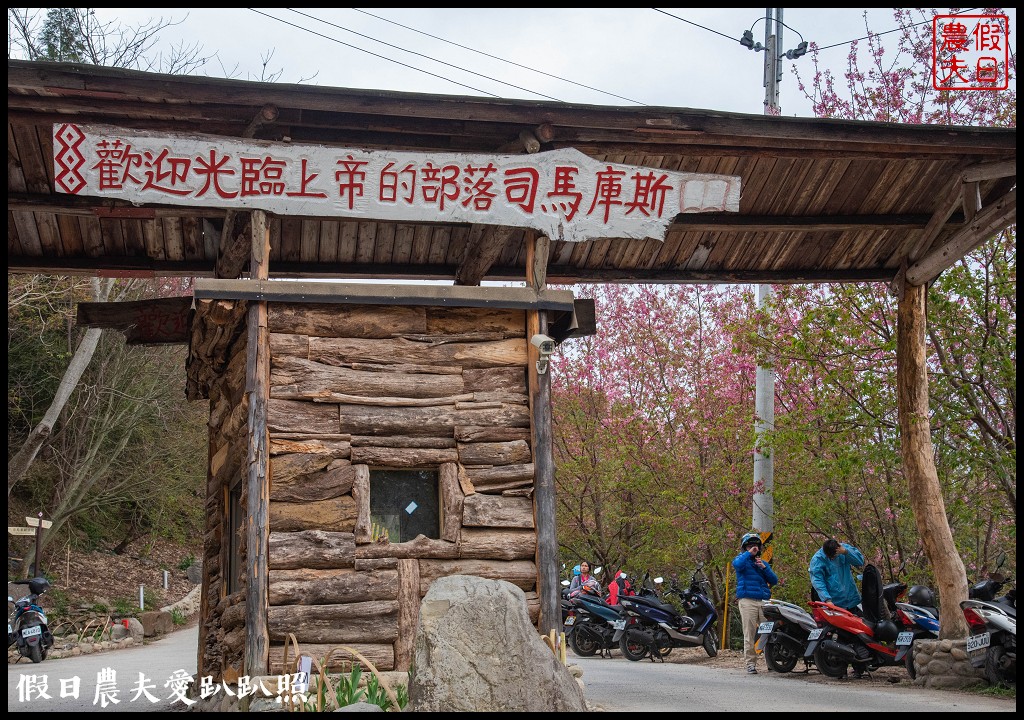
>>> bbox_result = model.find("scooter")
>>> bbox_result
[616,563,719,662]
[755,599,819,673]
[961,570,1016,687]
[8,577,55,664]
[805,564,915,679]
[893,585,940,679]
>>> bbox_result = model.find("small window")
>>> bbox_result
[370,469,440,544]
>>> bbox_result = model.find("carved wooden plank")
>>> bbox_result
[395,558,419,672]
[349,447,460,467]
[268,601,399,644]
[462,367,527,393]
[337,404,529,436]
[271,356,465,399]
[439,462,463,543]
[454,426,532,443]
[457,440,532,466]
[351,436,457,449]
[459,528,537,560]
[268,568,399,605]
[310,337,527,369]
[352,464,371,544]
[269,497,356,532]
[269,303,425,338]
[269,530,356,570]
[270,463,355,503]
[270,644,395,674]
[462,493,535,528]
[354,535,459,560]
[267,398,339,433]
[418,559,537,594]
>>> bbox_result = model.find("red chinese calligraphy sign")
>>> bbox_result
[932,14,1010,91]
[54,124,740,243]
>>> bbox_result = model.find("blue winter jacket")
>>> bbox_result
[808,543,865,609]
[732,551,779,601]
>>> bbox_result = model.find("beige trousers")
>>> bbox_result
[737,597,767,668]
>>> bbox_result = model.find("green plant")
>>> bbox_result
[170,608,187,626]
[112,596,135,617]
[91,602,109,614]
[334,665,367,708]
[46,587,71,621]
[177,554,196,571]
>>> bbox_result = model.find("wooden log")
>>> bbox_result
[439,462,463,543]
[268,601,399,644]
[355,557,399,571]
[278,391,475,407]
[267,398,340,434]
[457,464,476,496]
[270,433,352,440]
[465,463,536,491]
[349,446,460,467]
[459,528,538,560]
[352,464,371,544]
[310,337,527,369]
[351,435,456,449]
[269,497,356,532]
[269,530,355,570]
[473,391,529,405]
[349,362,462,375]
[337,404,529,436]
[418,559,537,594]
[457,440,532,466]
[425,307,526,336]
[456,426,532,442]
[269,304,425,338]
[502,488,534,497]
[525,591,541,626]
[223,626,246,656]
[462,367,527,393]
[270,452,334,483]
[269,437,351,457]
[268,568,399,606]
[271,356,465,399]
[269,332,309,359]
[354,535,459,560]
[270,463,355,503]
[395,558,419,672]
[221,601,247,632]
[462,493,535,528]
[269,643,395,674]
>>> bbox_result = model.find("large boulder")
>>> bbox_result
[139,610,173,637]
[408,575,586,712]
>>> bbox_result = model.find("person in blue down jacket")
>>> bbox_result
[733,532,779,675]
[808,538,865,613]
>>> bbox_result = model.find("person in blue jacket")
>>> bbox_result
[732,532,779,675]
[808,538,865,613]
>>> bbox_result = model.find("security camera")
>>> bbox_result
[531,333,557,355]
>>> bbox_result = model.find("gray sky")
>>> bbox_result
[76,7,1016,118]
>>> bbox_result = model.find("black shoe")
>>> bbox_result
[747,666,758,674]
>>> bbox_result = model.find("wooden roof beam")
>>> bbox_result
[76,296,193,344]
[907,188,1015,286]
[454,225,517,286]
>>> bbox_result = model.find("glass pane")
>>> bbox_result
[370,469,439,543]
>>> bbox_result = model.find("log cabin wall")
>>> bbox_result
[190,299,250,681]
[263,303,539,674]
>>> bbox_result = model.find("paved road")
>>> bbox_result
[573,655,1016,712]
[8,626,199,712]
[10,626,1016,712]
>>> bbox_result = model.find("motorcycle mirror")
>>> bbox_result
[561,579,570,586]
[654,577,664,584]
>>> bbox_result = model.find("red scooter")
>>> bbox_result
[804,564,915,678]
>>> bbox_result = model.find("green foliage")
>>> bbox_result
[177,554,196,572]
[112,597,136,617]
[334,665,367,707]
[46,587,71,621]
[298,665,408,712]
[91,602,109,614]
[170,608,187,626]
[40,8,89,62]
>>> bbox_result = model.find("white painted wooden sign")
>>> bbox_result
[54,123,740,243]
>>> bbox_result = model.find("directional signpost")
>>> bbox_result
[8,527,36,536]
[8,513,51,576]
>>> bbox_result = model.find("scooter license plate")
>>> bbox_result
[611,619,626,630]
[564,616,576,627]
[966,632,990,653]
[757,621,775,635]
[807,628,823,641]
[896,631,914,646]
[21,625,41,638]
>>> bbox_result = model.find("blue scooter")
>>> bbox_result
[893,585,940,679]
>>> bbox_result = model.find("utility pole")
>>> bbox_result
[741,9,807,547]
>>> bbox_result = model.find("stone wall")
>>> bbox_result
[910,638,987,689]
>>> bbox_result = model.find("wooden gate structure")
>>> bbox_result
[7,60,1016,679]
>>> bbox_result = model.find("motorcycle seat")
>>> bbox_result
[625,594,678,614]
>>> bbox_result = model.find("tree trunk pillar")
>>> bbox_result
[896,281,968,638]
[244,210,271,674]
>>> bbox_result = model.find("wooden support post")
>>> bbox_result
[896,281,968,638]
[526,232,559,636]
[244,210,271,675]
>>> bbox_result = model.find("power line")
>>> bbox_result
[246,8,501,98]
[283,8,567,102]
[350,8,646,106]
[650,8,738,44]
